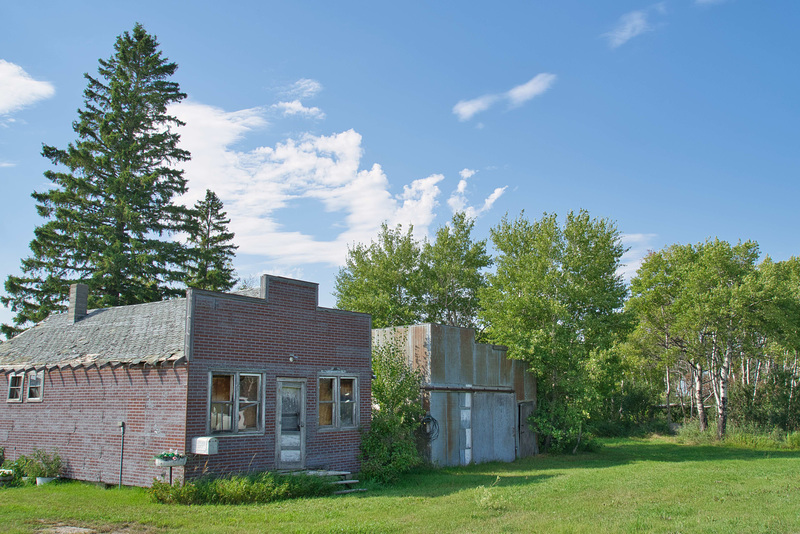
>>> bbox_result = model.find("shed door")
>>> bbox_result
[276,380,306,469]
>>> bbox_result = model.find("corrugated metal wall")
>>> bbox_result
[373,323,537,466]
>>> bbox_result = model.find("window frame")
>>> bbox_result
[207,371,264,435]
[26,370,44,402]
[6,372,23,403]
[317,375,358,430]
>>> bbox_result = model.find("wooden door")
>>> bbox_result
[276,379,306,469]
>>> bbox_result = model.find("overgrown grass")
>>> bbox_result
[675,420,800,450]
[2,436,800,533]
[148,471,335,505]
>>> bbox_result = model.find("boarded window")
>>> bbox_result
[318,376,357,429]
[210,372,262,434]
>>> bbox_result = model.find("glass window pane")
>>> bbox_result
[240,374,260,402]
[212,375,233,402]
[319,403,333,426]
[340,379,354,402]
[319,378,333,402]
[27,372,42,400]
[211,402,232,431]
[8,375,22,400]
[239,403,259,430]
[340,402,354,426]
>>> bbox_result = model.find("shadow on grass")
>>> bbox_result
[358,438,800,498]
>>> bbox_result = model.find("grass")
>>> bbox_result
[1,435,800,533]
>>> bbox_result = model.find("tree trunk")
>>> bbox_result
[693,361,708,431]
[717,344,732,440]
[665,367,672,427]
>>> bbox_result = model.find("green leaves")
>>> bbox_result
[334,212,490,329]
[3,24,194,334]
[185,189,238,292]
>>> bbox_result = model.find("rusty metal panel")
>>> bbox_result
[524,367,537,401]
[487,347,500,385]
[429,325,447,384]
[518,401,537,457]
[429,390,447,466]
[500,350,513,387]
[459,327,474,385]
[472,392,516,464]
[512,359,525,401]
[410,325,431,382]
[445,391,461,466]
[473,343,488,386]
[493,393,516,462]
[443,325,462,385]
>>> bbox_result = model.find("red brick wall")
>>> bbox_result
[0,365,188,487]
[184,277,372,478]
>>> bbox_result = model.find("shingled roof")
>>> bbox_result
[0,297,188,372]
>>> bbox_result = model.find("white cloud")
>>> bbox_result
[604,11,652,48]
[506,73,558,108]
[286,78,323,99]
[0,60,55,116]
[619,233,658,282]
[173,102,498,270]
[447,168,507,219]
[273,100,325,119]
[0,161,15,168]
[453,95,499,122]
[453,73,556,121]
[459,168,476,180]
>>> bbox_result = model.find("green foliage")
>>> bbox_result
[729,369,800,431]
[420,212,492,329]
[480,210,627,452]
[27,449,63,478]
[335,222,424,328]
[148,471,334,505]
[0,446,4,466]
[360,340,425,483]
[3,455,31,481]
[185,189,238,291]
[370,341,425,425]
[2,23,191,336]
[360,410,423,483]
[335,213,491,329]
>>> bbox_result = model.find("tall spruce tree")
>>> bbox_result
[2,24,190,337]
[185,189,238,291]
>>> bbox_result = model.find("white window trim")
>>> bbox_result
[318,375,358,430]
[6,372,23,403]
[207,371,265,436]
[26,370,44,402]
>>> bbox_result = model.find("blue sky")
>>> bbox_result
[1,1,799,324]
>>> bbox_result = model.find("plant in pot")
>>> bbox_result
[29,448,62,485]
[154,449,187,467]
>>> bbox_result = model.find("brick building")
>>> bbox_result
[0,275,372,487]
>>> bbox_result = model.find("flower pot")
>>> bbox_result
[36,476,57,485]
[155,457,187,467]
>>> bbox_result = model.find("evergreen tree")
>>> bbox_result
[2,23,190,337]
[185,190,238,291]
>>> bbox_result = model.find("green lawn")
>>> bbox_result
[2,436,800,533]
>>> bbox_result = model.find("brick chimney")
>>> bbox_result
[68,283,89,323]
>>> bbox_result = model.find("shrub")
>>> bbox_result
[0,446,4,466]
[27,449,63,478]
[360,340,425,483]
[360,410,422,483]
[148,471,334,505]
